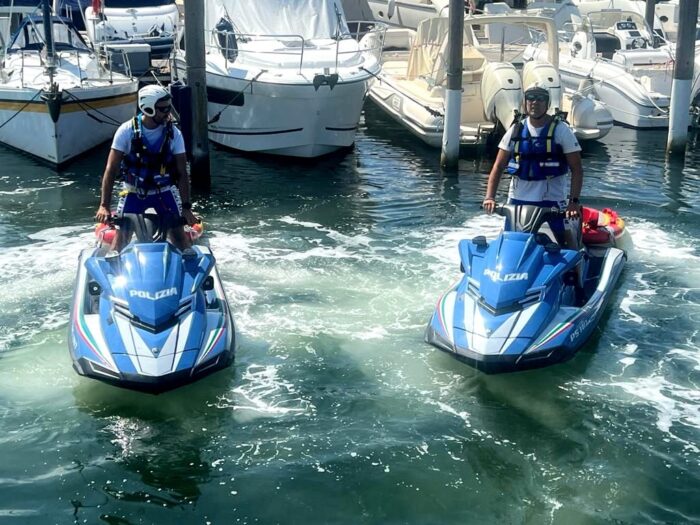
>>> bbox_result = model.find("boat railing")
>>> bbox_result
[9,46,132,87]
[99,47,136,83]
[209,20,386,74]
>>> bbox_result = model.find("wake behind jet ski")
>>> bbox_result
[425,204,626,373]
[69,213,236,393]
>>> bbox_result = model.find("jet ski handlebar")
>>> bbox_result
[111,213,187,243]
[495,204,565,234]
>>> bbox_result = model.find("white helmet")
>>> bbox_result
[523,82,550,108]
[138,85,171,117]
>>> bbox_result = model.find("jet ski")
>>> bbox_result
[425,204,626,373]
[69,213,236,393]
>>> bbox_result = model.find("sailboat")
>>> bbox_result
[0,0,138,165]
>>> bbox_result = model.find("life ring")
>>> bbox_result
[582,207,625,247]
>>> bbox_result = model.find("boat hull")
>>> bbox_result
[207,72,368,158]
[559,67,670,128]
[0,83,137,164]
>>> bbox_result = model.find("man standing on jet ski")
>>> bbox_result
[482,83,583,249]
[94,85,198,251]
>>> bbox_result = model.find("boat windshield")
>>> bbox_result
[9,19,90,52]
[586,10,646,33]
[105,0,174,7]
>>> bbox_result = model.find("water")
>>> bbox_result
[1,104,699,524]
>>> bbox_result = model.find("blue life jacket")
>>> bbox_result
[505,118,568,181]
[121,115,175,191]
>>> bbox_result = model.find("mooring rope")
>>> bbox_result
[62,89,124,126]
[360,66,444,117]
[208,69,267,124]
[0,88,44,131]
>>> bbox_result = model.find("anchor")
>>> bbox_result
[41,82,63,123]
[312,73,339,91]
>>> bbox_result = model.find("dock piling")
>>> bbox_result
[440,0,464,170]
[666,0,698,155]
[183,0,211,189]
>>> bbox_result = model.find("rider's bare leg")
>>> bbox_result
[168,225,192,251]
[110,223,132,253]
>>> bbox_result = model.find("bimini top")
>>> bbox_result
[7,15,90,53]
[204,0,350,42]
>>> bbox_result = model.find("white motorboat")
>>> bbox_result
[368,19,497,147]
[574,0,667,41]
[368,13,611,149]
[0,5,138,165]
[367,0,449,29]
[525,8,700,128]
[172,0,385,159]
[84,0,180,59]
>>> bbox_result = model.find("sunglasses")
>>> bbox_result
[155,105,171,113]
[525,94,548,102]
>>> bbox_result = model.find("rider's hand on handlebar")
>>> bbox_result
[565,201,581,219]
[482,198,496,215]
[182,208,198,226]
[95,205,111,224]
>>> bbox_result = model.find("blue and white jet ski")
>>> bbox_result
[425,204,626,373]
[69,213,236,393]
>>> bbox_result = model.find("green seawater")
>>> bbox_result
[0,104,699,524]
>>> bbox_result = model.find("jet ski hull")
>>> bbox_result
[426,205,626,373]
[69,239,236,394]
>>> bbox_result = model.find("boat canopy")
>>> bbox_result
[205,0,350,42]
[0,0,42,7]
[7,15,90,52]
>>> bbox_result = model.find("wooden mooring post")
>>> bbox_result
[183,0,211,189]
[666,0,698,155]
[440,0,464,170]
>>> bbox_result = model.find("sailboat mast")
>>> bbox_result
[42,0,54,65]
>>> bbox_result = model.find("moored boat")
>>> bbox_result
[0,5,138,165]
[172,0,386,158]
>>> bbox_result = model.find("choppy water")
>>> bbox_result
[0,104,699,524]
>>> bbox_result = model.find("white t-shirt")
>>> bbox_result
[497,118,581,203]
[111,118,186,156]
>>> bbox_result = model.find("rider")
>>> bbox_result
[95,84,198,251]
[482,83,583,249]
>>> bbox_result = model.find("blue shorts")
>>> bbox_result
[116,185,182,219]
[508,198,565,236]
